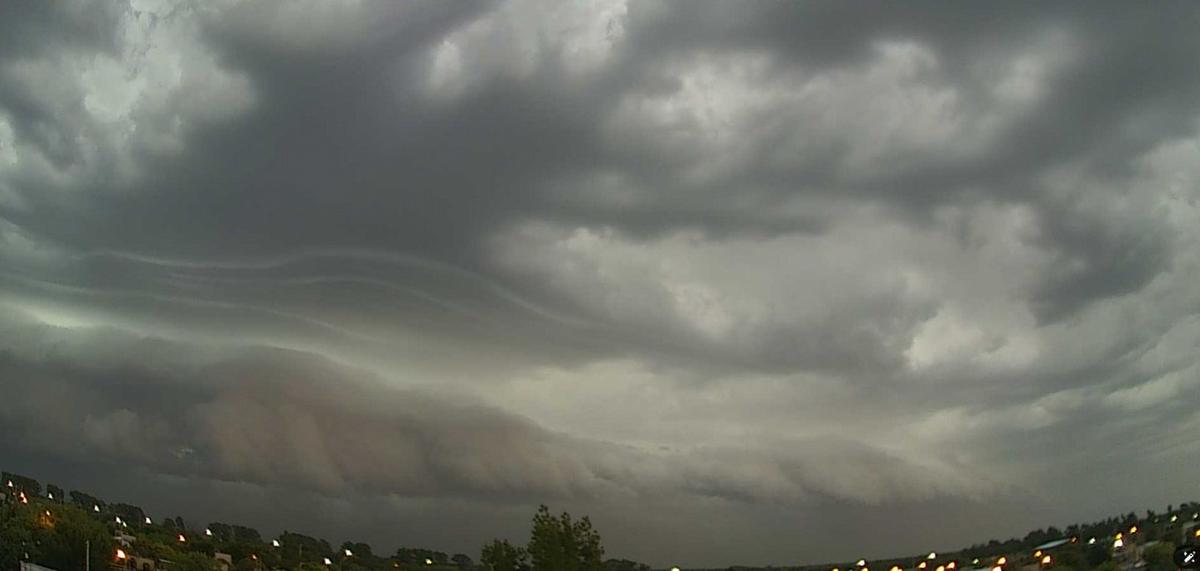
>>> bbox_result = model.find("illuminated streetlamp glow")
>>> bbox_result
[928,553,938,560]
[324,558,333,566]
[425,559,433,566]
[1170,515,1178,523]
[918,562,928,569]
[178,534,187,543]
[345,549,354,557]
[1113,538,1123,549]
[1040,556,1052,566]
[272,540,281,548]
[997,557,1007,565]
[1088,538,1096,545]
[94,505,100,513]
[205,528,213,537]
[145,517,152,524]
[947,562,956,569]
[116,549,128,561]
[972,559,980,566]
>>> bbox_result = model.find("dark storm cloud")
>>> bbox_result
[3,0,1200,566]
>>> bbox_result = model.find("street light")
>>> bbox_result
[996,557,1007,566]
[345,549,353,557]
[94,505,101,513]
[178,534,187,543]
[1088,538,1096,545]
[323,558,333,566]
[205,529,213,537]
[1112,538,1123,549]
[928,553,938,560]
[1040,556,1051,567]
[116,549,128,561]
[272,540,281,548]
[145,517,152,524]
[425,559,433,566]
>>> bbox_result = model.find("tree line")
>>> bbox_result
[1,470,651,571]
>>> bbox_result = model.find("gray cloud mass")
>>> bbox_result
[2,0,1200,567]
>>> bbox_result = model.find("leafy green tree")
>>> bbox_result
[481,539,530,571]
[526,505,604,571]
[1142,542,1174,571]
[452,553,475,570]
[32,502,115,571]
[1084,543,1111,567]
[0,502,35,568]
[46,484,64,502]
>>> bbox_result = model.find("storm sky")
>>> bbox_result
[2,0,1200,567]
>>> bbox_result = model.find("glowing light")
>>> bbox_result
[145,517,152,524]
[858,560,867,567]
[937,565,945,571]
[1088,538,1096,545]
[1034,551,1042,558]
[997,557,1007,565]
[272,540,281,548]
[116,549,128,561]
[929,553,938,560]
[1129,526,1137,534]
[1113,538,1123,549]
[324,558,333,566]
[205,528,213,537]
[47,492,54,500]
[947,562,956,569]
[426,559,433,566]
[1041,556,1051,566]
[919,562,927,569]
[892,566,903,571]
[1171,515,1178,523]
[178,534,187,543]
[345,549,353,557]
[94,505,101,513]
[992,567,1003,571]
[972,560,980,566]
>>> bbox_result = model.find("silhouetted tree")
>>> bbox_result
[527,505,603,571]
[481,539,529,571]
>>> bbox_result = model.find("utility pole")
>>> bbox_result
[86,540,91,571]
